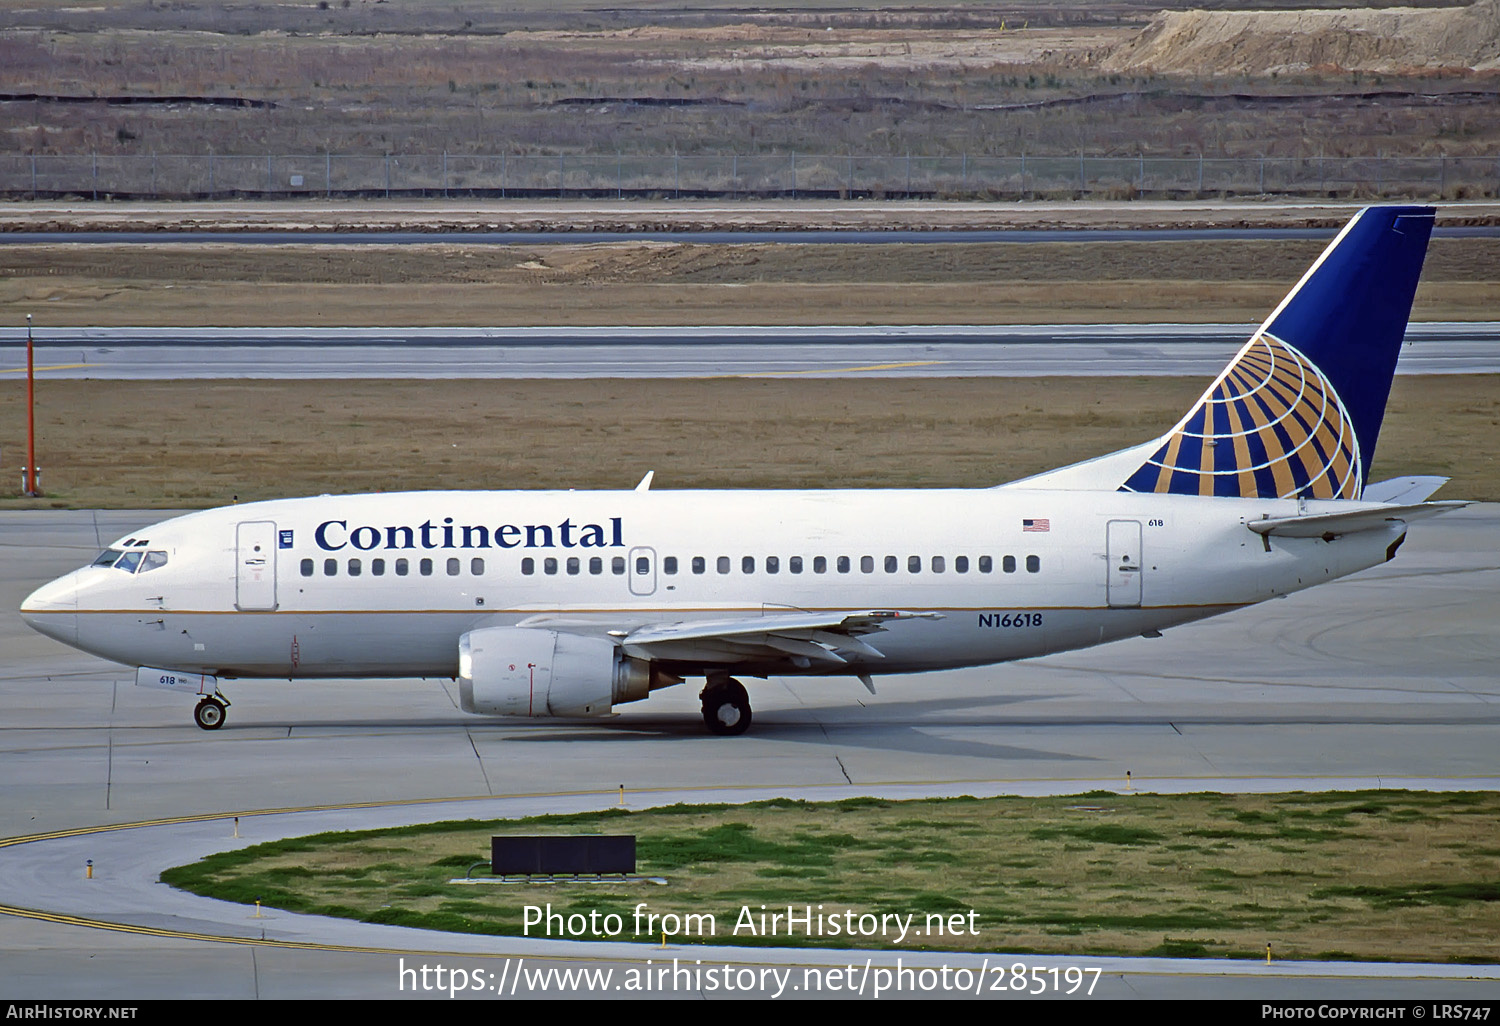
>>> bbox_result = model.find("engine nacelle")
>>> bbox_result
[458,626,672,717]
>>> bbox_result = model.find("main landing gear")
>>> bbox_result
[193,694,230,731]
[701,677,752,736]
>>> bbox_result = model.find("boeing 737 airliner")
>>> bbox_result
[21,206,1465,734]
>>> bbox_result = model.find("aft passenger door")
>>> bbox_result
[236,521,278,611]
[1106,519,1142,608]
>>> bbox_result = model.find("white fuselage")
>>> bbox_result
[21,487,1404,684]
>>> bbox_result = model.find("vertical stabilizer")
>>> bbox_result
[1115,205,1434,500]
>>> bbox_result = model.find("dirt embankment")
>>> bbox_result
[1102,0,1500,75]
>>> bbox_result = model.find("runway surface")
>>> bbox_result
[2,506,1498,999]
[4,226,1499,246]
[4,323,1499,378]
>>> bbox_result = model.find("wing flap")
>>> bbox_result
[621,609,940,666]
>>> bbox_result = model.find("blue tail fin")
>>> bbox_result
[1119,205,1434,500]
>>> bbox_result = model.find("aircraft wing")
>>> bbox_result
[618,609,943,666]
[1247,500,1469,539]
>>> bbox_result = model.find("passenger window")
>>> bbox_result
[447,558,460,576]
[566,557,580,575]
[931,555,945,573]
[1027,555,1041,573]
[589,556,603,575]
[1003,555,1017,574]
[544,557,558,575]
[978,556,993,573]
[908,556,921,573]
[471,557,484,575]
[116,551,143,573]
[301,558,314,577]
[636,556,650,575]
[324,558,337,577]
[742,556,755,574]
[955,556,969,573]
[860,556,874,573]
[420,558,434,576]
[837,556,850,573]
[813,556,827,574]
[612,556,626,575]
[884,555,898,573]
[766,556,779,574]
[790,556,803,574]
[521,557,535,576]
[692,556,706,575]
[717,556,730,574]
[396,558,409,576]
[664,556,678,575]
[348,558,362,577]
[372,558,385,576]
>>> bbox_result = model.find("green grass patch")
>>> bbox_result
[160,791,1500,962]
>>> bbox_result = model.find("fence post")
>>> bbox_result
[1020,152,1026,199]
[385,153,391,198]
[266,153,272,195]
[617,153,622,199]
[151,152,156,197]
[674,153,679,199]
[906,151,912,197]
[961,152,967,194]
[443,150,448,199]
[559,153,564,199]
[501,152,506,199]
[92,151,98,201]
[31,154,37,199]
[326,152,331,198]
[1197,152,1203,193]
[1259,155,1265,194]
[1078,151,1085,194]
[789,151,796,198]
[1438,154,1445,196]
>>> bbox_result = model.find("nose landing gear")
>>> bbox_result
[193,694,229,730]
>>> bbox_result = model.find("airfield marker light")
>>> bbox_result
[86,859,93,880]
[1126,770,1132,790]
[234,816,240,838]
[619,784,624,805]
[254,899,263,918]
[1266,943,1272,965]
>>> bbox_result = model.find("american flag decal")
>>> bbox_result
[1022,518,1050,532]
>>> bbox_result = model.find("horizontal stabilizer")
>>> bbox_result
[1247,500,1468,539]
[1361,476,1449,505]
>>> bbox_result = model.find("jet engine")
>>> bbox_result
[457,626,675,717]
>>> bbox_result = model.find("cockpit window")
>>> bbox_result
[139,551,168,574]
[91,549,123,567]
[115,551,143,573]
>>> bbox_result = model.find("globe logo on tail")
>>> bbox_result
[1121,333,1363,500]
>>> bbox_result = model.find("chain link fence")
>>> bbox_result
[2,152,1495,201]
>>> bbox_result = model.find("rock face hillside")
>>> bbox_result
[1100,0,1500,75]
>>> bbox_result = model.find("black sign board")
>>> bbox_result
[491,835,636,875]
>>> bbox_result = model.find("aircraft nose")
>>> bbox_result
[20,572,79,646]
